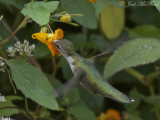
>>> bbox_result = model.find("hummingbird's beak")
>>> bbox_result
[53,40,59,43]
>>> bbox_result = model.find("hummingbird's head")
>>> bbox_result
[53,39,75,56]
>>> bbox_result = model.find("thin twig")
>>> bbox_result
[30,0,34,8]
[0,16,28,47]
[5,67,17,94]
[147,70,160,84]
[25,96,29,111]
[0,106,33,119]
[0,15,3,22]
[1,20,19,41]
[0,56,6,61]
[125,68,146,85]
[148,85,160,120]
[0,56,17,94]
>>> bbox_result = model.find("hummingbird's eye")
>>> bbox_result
[55,44,60,49]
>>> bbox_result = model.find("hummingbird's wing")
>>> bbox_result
[80,74,101,95]
[89,50,113,64]
[73,66,100,95]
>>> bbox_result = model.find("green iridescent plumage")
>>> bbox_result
[54,39,134,104]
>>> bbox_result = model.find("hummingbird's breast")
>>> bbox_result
[66,56,75,71]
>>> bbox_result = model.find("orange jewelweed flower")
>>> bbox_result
[32,33,48,44]
[97,109,121,120]
[32,28,64,56]
[88,0,96,3]
[54,28,64,40]
[47,42,61,56]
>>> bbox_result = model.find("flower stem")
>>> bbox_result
[147,70,160,84]
[126,67,160,120]
[30,0,34,8]
[125,68,146,85]
[0,15,3,22]
[148,85,160,120]
[6,67,17,94]
[0,16,28,47]
[25,96,29,112]
[0,106,33,119]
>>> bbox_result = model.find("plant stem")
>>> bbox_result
[25,96,29,112]
[5,67,17,94]
[0,15,3,22]
[125,68,146,85]
[48,25,53,33]
[146,70,160,120]
[126,67,160,120]
[30,0,34,8]
[1,20,20,41]
[0,57,17,94]
[0,16,28,47]
[0,106,33,119]
[148,85,160,120]
[147,70,160,84]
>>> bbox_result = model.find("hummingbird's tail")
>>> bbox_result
[107,93,134,104]
[102,83,134,104]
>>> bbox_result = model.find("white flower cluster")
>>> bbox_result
[0,93,6,102]
[0,116,15,120]
[0,59,5,72]
[7,40,35,57]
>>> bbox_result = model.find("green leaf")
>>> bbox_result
[6,60,58,110]
[100,4,125,39]
[68,105,96,120]
[61,0,97,29]
[22,6,49,25]
[93,0,106,14]
[104,38,160,79]
[141,95,160,105]
[23,1,59,13]
[126,25,160,39]
[152,0,160,11]
[0,96,22,116]
[21,1,59,25]
[25,7,49,25]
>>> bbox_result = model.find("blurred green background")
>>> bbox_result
[0,0,160,120]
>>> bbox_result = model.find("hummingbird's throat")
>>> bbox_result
[66,56,75,72]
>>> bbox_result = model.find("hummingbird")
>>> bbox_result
[53,39,134,104]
